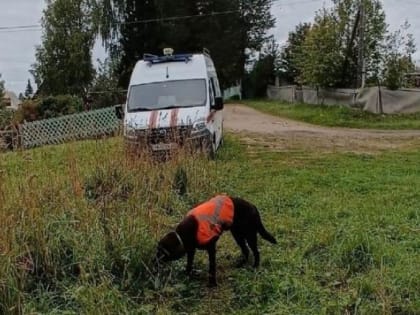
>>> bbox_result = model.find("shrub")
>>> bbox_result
[38,95,83,119]
[13,99,40,123]
[0,108,14,129]
[13,95,84,123]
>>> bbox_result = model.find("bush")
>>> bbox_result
[13,95,84,123]
[13,100,40,123]
[0,108,14,129]
[38,95,83,119]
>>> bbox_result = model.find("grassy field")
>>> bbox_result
[1,136,419,314]
[243,100,420,130]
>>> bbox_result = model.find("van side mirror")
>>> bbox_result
[115,105,124,119]
[213,97,224,111]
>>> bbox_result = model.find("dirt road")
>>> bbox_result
[224,104,420,153]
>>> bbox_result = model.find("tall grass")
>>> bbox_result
[0,139,221,314]
[1,136,419,314]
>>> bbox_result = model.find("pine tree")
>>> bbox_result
[24,79,34,98]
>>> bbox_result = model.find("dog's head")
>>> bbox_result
[156,232,186,263]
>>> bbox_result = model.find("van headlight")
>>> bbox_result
[191,122,206,135]
[125,128,137,139]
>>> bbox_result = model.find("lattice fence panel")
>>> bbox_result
[21,106,121,149]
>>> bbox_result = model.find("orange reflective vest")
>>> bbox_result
[188,195,234,246]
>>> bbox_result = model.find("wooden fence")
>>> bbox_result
[20,106,121,149]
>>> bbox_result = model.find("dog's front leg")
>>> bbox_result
[207,243,217,287]
[186,249,196,275]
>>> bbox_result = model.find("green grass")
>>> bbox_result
[1,136,419,314]
[243,100,420,129]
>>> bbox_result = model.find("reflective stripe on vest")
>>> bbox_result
[188,195,234,245]
[195,195,225,226]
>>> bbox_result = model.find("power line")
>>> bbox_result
[120,10,239,25]
[0,0,332,33]
[0,10,240,33]
[1,0,420,33]
[273,0,324,8]
[0,24,40,31]
[0,28,42,34]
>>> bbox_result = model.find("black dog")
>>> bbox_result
[156,195,277,287]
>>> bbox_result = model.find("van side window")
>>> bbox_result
[213,77,221,98]
[209,79,216,105]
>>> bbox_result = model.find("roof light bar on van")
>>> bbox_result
[143,53,193,65]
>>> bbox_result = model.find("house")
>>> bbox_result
[2,90,21,110]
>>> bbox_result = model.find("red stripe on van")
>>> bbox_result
[170,108,179,127]
[149,111,158,129]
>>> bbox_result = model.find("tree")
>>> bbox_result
[32,0,96,96]
[96,0,162,87]
[297,9,344,88]
[0,74,13,130]
[96,0,275,88]
[90,58,123,109]
[0,74,5,108]
[382,21,416,90]
[278,23,311,84]
[24,79,34,99]
[237,0,276,83]
[243,39,279,98]
[296,0,386,88]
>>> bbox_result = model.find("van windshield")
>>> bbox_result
[127,79,207,112]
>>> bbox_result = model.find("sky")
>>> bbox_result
[0,0,419,94]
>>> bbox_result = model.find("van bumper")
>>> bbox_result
[123,128,211,154]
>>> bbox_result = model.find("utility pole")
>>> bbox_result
[358,0,366,89]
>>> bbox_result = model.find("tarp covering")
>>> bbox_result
[267,85,420,114]
[267,85,296,103]
[364,88,420,114]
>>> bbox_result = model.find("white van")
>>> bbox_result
[116,49,224,157]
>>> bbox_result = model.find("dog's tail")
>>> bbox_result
[258,214,277,244]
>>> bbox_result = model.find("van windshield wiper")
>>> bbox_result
[130,107,153,111]
[129,104,202,112]
[156,105,180,110]
[131,105,178,111]
[158,104,204,110]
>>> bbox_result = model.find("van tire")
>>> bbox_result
[219,122,224,147]
[219,135,224,148]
